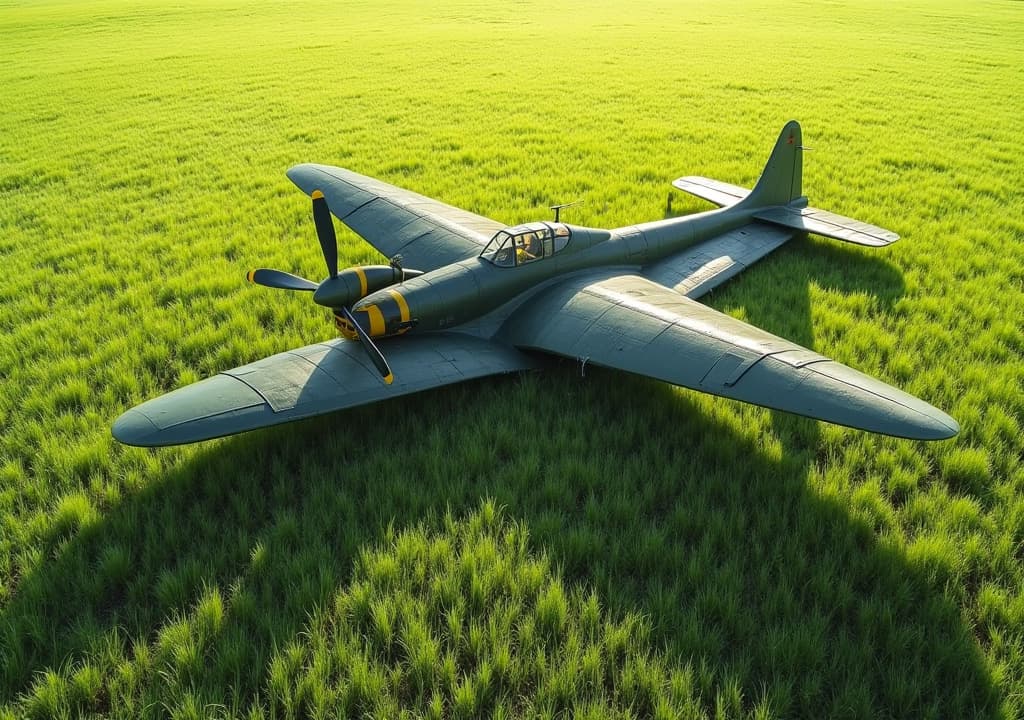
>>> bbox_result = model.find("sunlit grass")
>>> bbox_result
[1,0,1023,717]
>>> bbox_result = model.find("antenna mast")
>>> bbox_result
[549,200,583,223]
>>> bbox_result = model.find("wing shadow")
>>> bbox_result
[2,240,995,716]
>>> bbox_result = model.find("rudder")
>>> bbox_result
[739,120,803,208]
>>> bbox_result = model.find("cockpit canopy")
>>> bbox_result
[480,222,571,267]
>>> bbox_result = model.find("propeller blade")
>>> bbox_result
[311,190,338,279]
[340,306,394,385]
[246,268,319,292]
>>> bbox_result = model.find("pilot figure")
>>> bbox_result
[515,233,540,264]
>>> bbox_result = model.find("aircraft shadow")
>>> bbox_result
[1,246,998,717]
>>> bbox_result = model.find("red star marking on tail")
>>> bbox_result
[787,133,794,145]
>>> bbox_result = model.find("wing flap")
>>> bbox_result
[672,176,750,207]
[754,206,898,246]
[113,334,536,446]
[287,164,506,271]
[500,274,957,440]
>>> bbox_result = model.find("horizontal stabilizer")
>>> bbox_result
[754,205,898,247]
[672,176,750,207]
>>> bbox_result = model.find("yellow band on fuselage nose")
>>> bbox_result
[388,289,410,323]
[364,304,385,337]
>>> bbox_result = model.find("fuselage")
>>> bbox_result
[345,202,758,339]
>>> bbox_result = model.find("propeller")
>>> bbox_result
[247,189,339,292]
[339,306,393,384]
[247,189,396,385]
[312,189,338,279]
[246,268,318,292]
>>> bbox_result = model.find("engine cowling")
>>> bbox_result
[312,265,422,308]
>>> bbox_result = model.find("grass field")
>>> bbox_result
[2,0,1023,717]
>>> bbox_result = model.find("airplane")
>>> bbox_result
[112,121,959,447]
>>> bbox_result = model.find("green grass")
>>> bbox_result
[1,0,1023,717]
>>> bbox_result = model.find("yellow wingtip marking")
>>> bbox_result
[246,269,256,282]
[311,189,324,199]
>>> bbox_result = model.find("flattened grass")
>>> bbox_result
[2,0,1024,717]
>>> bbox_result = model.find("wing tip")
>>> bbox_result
[286,163,332,195]
[111,408,161,447]
[794,360,960,441]
[911,408,959,441]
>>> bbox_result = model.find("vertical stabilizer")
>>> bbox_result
[740,120,803,208]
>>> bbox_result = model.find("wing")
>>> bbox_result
[287,164,506,272]
[644,223,796,298]
[113,334,536,447]
[499,273,957,440]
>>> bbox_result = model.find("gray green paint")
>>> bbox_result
[113,121,957,447]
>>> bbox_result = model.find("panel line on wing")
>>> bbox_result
[498,273,958,440]
[337,195,376,221]
[643,224,795,299]
[287,163,506,272]
[224,372,273,409]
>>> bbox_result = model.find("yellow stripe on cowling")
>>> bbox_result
[388,289,410,323]
[246,269,256,283]
[354,266,368,297]
[365,305,385,337]
[312,189,324,199]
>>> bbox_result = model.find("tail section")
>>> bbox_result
[673,120,803,209]
[673,120,898,247]
[746,121,898,246]
[739,119,803,208]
